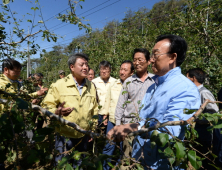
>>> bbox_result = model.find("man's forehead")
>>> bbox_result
[153,39,171,51]
[100,66,109,69]
[76,57,87,63]
[121,63,131,69]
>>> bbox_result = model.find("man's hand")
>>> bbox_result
[31,99,40,104]
[88,137,93,142]
[55,102,74,116]
[103,115,108,126]
[107,123,139,142]
[37,86,48,96]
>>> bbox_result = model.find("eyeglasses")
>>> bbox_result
[100,67,110,71]
[150,53,170,61]
[133,58,145,63]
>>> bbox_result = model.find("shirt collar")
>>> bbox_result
[4,74,19,84]
[132,72,153,82]
[65,74,88,87]
[197,84,203,90]
[98,76,111,83]
[73,77,86,87]
[73,76,86,88]
[155,67,181,85]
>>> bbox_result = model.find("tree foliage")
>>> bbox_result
[36,0,222,98]
[1,0,222,169]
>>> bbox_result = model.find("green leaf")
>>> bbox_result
[107,162,114,168]
[135,163,144,170]
[156,133,169,147]
[58,156,69,169]
[92,115,99,119]
[27,150,39,164]
[96,160,103,170]
[188,150,200,169]
[2,0,10,5]
[174,142,186,164]
[16,98,29,109]
[212,123,222,129]
[126,81,131,86]
[168,157,175,166]
[150,130,158,142]
[183,108,196,115]
[122,91,128,95]
[208,164,221,170]
[164,147,174,158]
[65,164,74,170]
[73,152,81,160]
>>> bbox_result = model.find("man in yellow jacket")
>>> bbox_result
[41,53,98,168]
[0,58,48,169]
[100,60,134,170]
[0,58,47,112]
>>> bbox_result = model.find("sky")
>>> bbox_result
[2,0,161,62]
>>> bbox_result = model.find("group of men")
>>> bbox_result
[0,34,221,170]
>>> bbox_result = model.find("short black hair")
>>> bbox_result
[186,68,206,84]
[89,68,95,75]
[120,60,134,72]
[132,48,150,61]
[155,34,187,66]
[68,53,89,69]
[2,58,22,72]
[99,61,111,69]
[38,73,43,77]
[34,73,42,77]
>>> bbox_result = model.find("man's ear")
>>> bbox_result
[70,64,74,71]
[193,76,198,83]
[147,60,151,65]
[130,71,134,76]
[3,67,8,74]
[169,53,177,64]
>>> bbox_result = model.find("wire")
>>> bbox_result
[40,0,154,50]
[20,0,112,49]
[48,0,119,32]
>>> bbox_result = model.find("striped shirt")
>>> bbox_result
[115,72,155,125]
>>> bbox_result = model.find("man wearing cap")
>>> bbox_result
[58,70,65,79]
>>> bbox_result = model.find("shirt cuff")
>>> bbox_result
[138,125,142,130]
[115,119,121,126]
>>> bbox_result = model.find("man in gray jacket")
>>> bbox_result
[115,48,154,166]
[187,68,219,169]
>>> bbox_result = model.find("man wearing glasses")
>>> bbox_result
[92,61,116,125]
[108,35,200,169]
[115,48,155,167]
[42,53,98,168]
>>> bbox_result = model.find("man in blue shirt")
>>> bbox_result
[107,34,201,169]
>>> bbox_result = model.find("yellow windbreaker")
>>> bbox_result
[100,79,122,124]
[92,76,116,114]
[41,74,98,138]
[0,74,38,112]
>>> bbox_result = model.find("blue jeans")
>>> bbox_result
[54,134,88,168]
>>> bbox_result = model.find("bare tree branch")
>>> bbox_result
[0,93,221,140]
[0,31,42,45]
